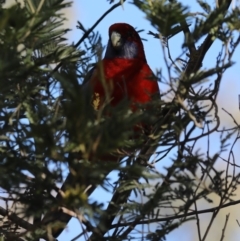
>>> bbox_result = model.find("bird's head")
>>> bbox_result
[105,23,146,61]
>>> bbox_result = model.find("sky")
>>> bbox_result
[59,0,240,241]
[5,0,240,240]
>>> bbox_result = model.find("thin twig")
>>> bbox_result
[50,0,126,77]
[110,199,240,229]
[220,214,230,241]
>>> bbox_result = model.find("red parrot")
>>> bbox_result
[88,23,159,110]
[43,23,160,238]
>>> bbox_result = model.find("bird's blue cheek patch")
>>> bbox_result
[122,41,138,59]
[104,41,138,59]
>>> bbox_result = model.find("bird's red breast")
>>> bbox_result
[90,58,159,110]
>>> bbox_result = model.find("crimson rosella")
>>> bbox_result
[88,22,159,110]
[43,23,160,238]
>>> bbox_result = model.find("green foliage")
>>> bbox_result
[0,0,240,241]
[133,0,189,38]
[197,0,211,14]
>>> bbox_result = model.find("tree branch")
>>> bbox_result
[0,206,33,231]
[110,199,240,228]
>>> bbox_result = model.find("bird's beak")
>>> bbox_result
[111,31,122,48]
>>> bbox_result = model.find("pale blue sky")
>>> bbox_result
[58,1,240,240]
